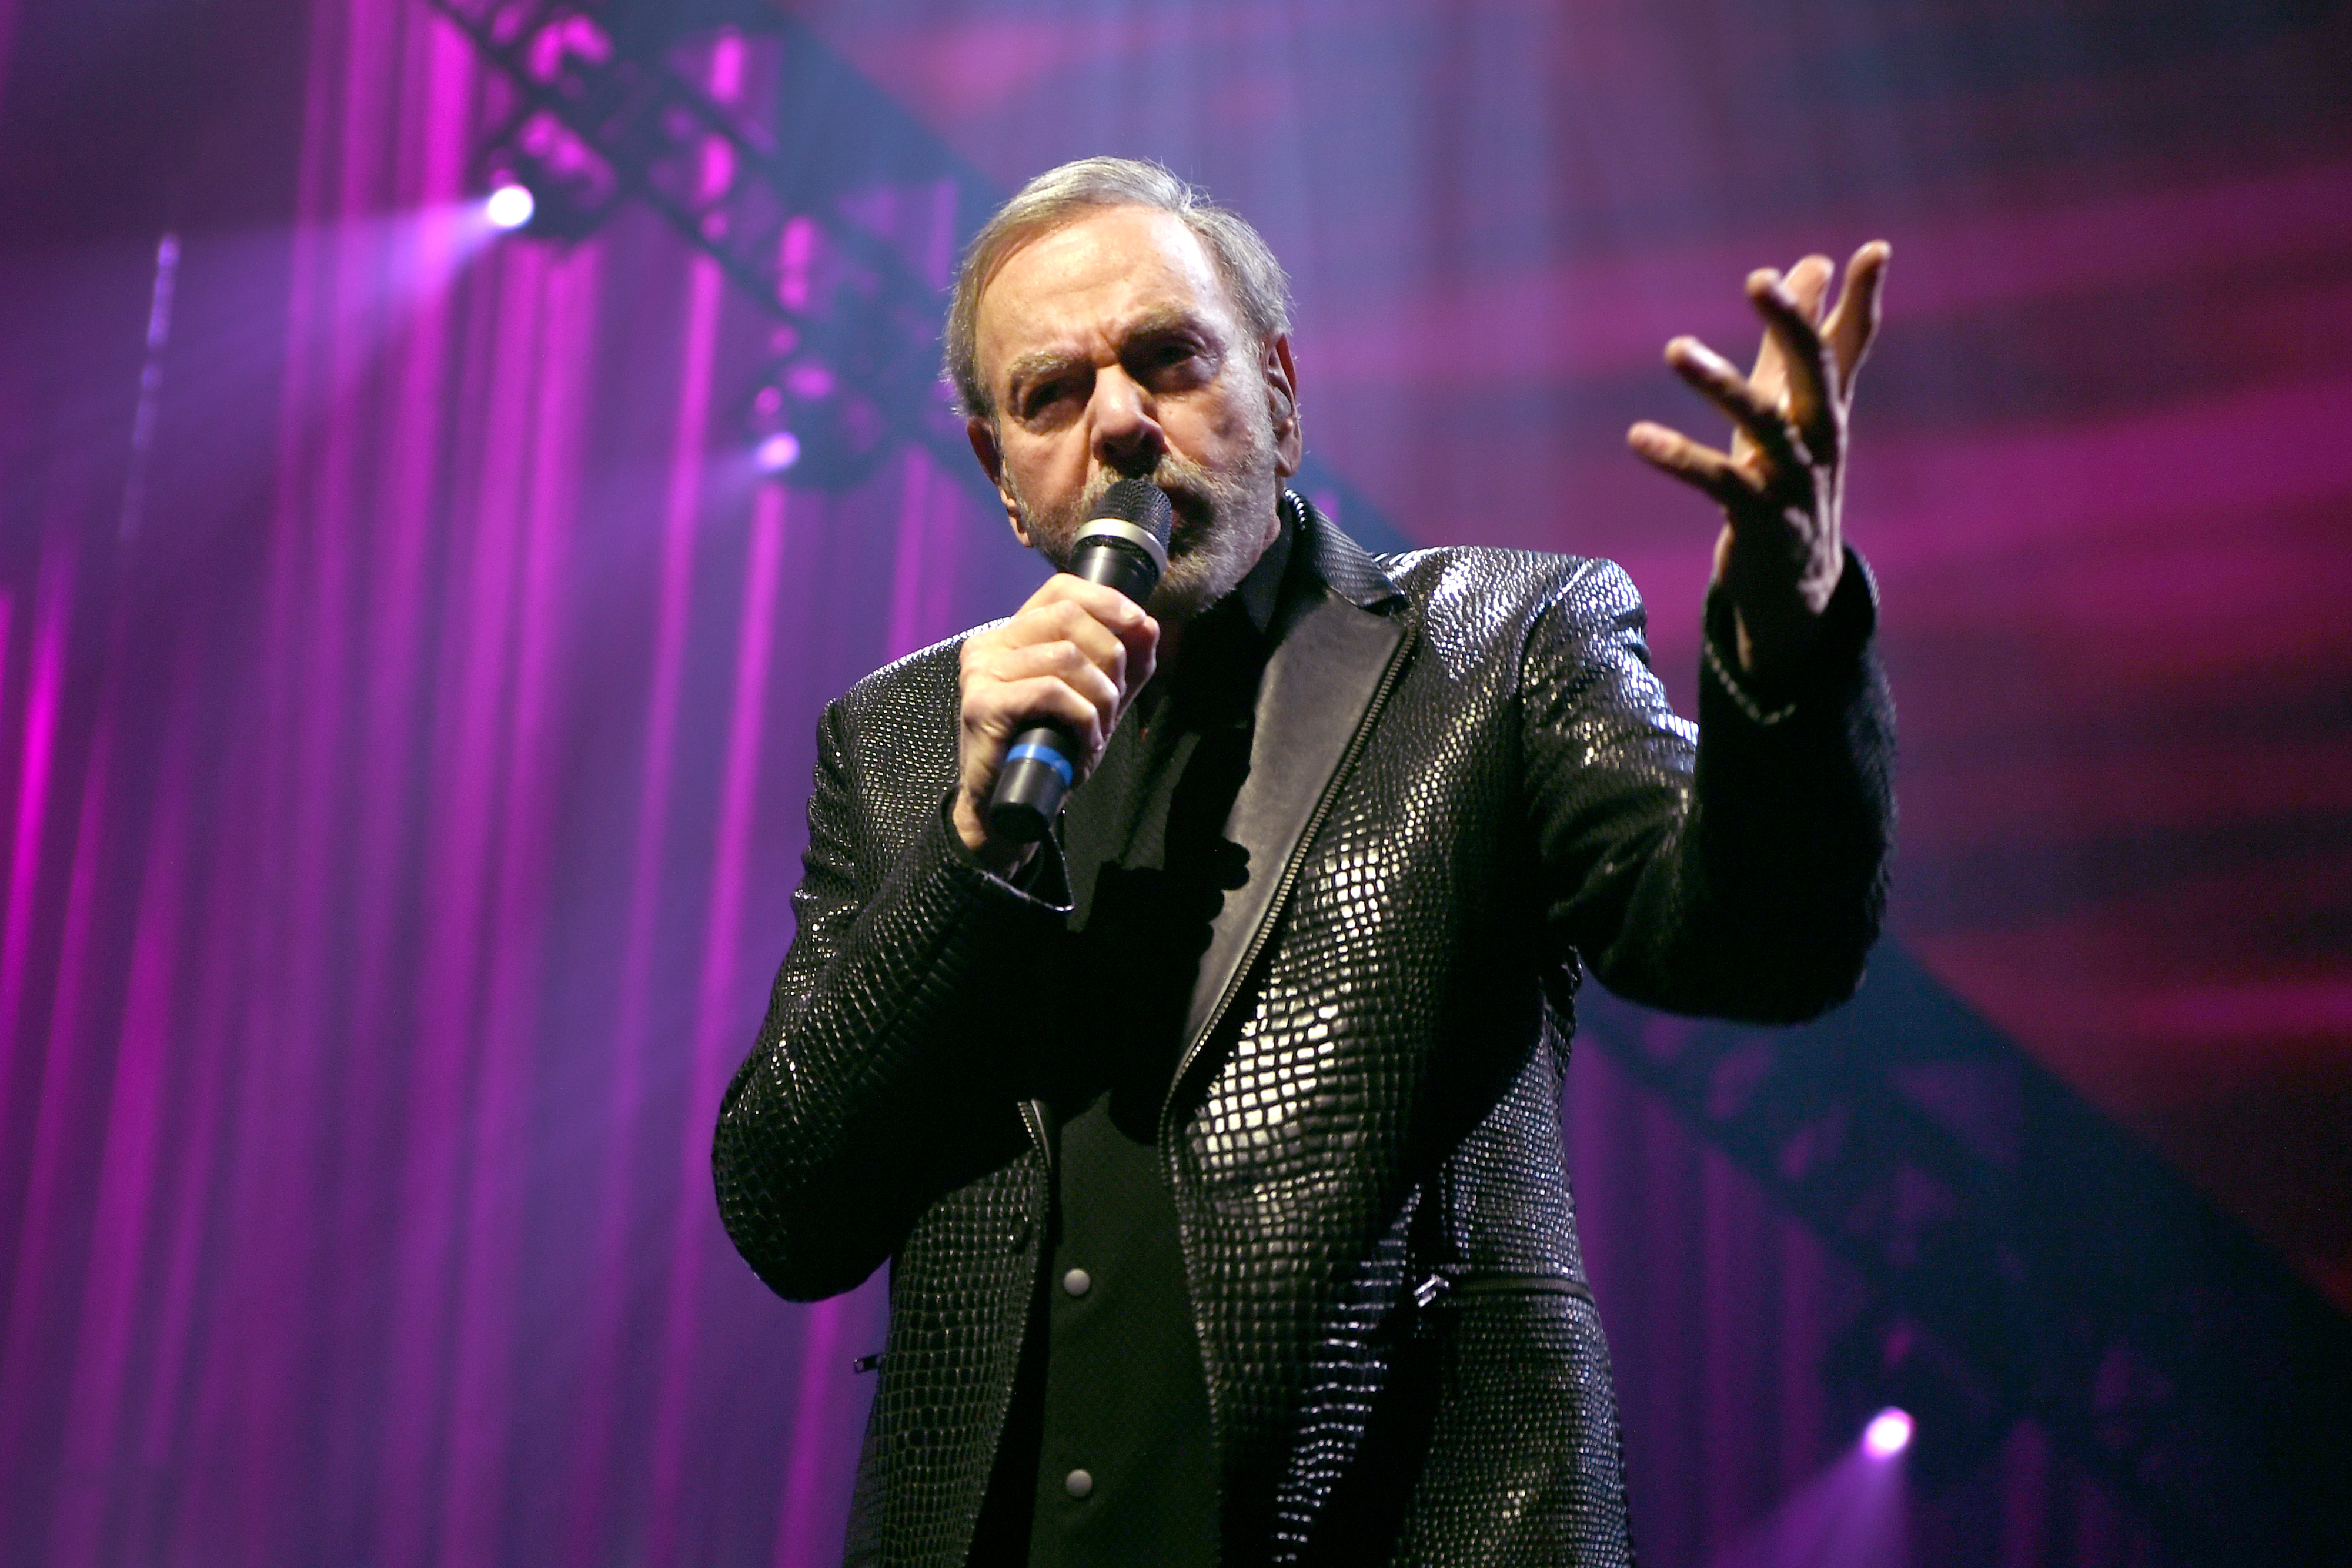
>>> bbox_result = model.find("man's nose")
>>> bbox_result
[1087,368,1165,477]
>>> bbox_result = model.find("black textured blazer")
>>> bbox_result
[715,497,1894,1567]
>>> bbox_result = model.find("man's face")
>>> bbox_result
[967,205,1302,621]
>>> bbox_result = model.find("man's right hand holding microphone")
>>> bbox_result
[952,479,1174,876]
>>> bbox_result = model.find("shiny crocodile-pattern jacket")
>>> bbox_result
[715,498,1893,1567]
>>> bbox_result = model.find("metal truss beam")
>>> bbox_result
[420,0,978,488]
[1578,945,2352,1565]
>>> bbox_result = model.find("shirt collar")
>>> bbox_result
[1232,499,1294,638]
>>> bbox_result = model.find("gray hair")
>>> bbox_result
[943,157,1292,421]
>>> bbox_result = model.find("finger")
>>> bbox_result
[1026,571,1155,634]
[965,673,1111,760]
[1745,294,1790,411]
[1628,421,1760,510]
[962,620,1127,733]
[1004,598,1134,687]
[1746,267,1835,450]
[1742,256,1830,390]
[1020,596,1131,661]
[1667,336,1814,473]
[1823,240,1890,388]
[980,640,1125,716]
[1024,577,1162,696]
[1119,613,1160,693]
[1780,255,1833,326]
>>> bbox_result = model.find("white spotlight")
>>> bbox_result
[754,432,801,474]
[485,183,536,232]
[1862,1407,1914,1459]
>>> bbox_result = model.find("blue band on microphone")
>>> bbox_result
[1005,741,1074,787]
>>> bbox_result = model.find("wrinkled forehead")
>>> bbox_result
[973,206,1241,384]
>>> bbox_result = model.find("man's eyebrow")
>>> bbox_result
[1118,305,1214,345]
[1002,346,1084,399]
[1000,307,1221,399]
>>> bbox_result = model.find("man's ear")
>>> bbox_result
[966,415,1032,546]
[1265,334,1303,478]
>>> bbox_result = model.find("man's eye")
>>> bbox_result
[1132,342,1207,386]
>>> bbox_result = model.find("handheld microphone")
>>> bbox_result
[986,478,1175,844]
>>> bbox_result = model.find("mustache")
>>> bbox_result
[1079,463,1211,513]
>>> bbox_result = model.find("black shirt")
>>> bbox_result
[972,515,1295,1567]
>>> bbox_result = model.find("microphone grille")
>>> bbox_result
[1090,478,1175,549]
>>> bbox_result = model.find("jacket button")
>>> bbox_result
[1062,1268,1092,1296]
[1064,1468,1093,1499]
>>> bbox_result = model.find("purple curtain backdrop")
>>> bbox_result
[0,5,1036,1561]
[1,0,2345,1565]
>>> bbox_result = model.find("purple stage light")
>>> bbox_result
[485,183,536,231]
[1862,1407,1915,1459]
[754,432,801,474]
[784,360,837,400]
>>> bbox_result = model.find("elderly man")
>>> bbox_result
[714,158,1893,1567]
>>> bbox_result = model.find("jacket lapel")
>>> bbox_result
[1167,500,1414,1119]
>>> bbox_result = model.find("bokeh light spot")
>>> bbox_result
[1863,1407,1914,1459]
[485,183,536,231]
[754,432,801,474]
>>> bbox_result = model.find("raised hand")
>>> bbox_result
[954,574,1160,874]
[1628,241,1889,681]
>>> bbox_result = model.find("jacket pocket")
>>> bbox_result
[1411,1271,1596,1311]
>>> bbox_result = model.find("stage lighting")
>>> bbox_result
[739,349,890,490]
[474,111,620,243]
[1862,1407,1915,1459]
[486,183,537,232]
[754,432,801,474]
[1825,1306,2007,1487]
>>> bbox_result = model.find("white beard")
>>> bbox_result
[1010,405,1280,623]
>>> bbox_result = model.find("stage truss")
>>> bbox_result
[420,0,979,491]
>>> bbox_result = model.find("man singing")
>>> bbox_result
[714,157,1893,1567]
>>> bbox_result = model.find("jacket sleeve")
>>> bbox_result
[1524,549,1894,1023]
[711,694,1068,1302]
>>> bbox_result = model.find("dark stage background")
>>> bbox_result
[1,1,2347,1564]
